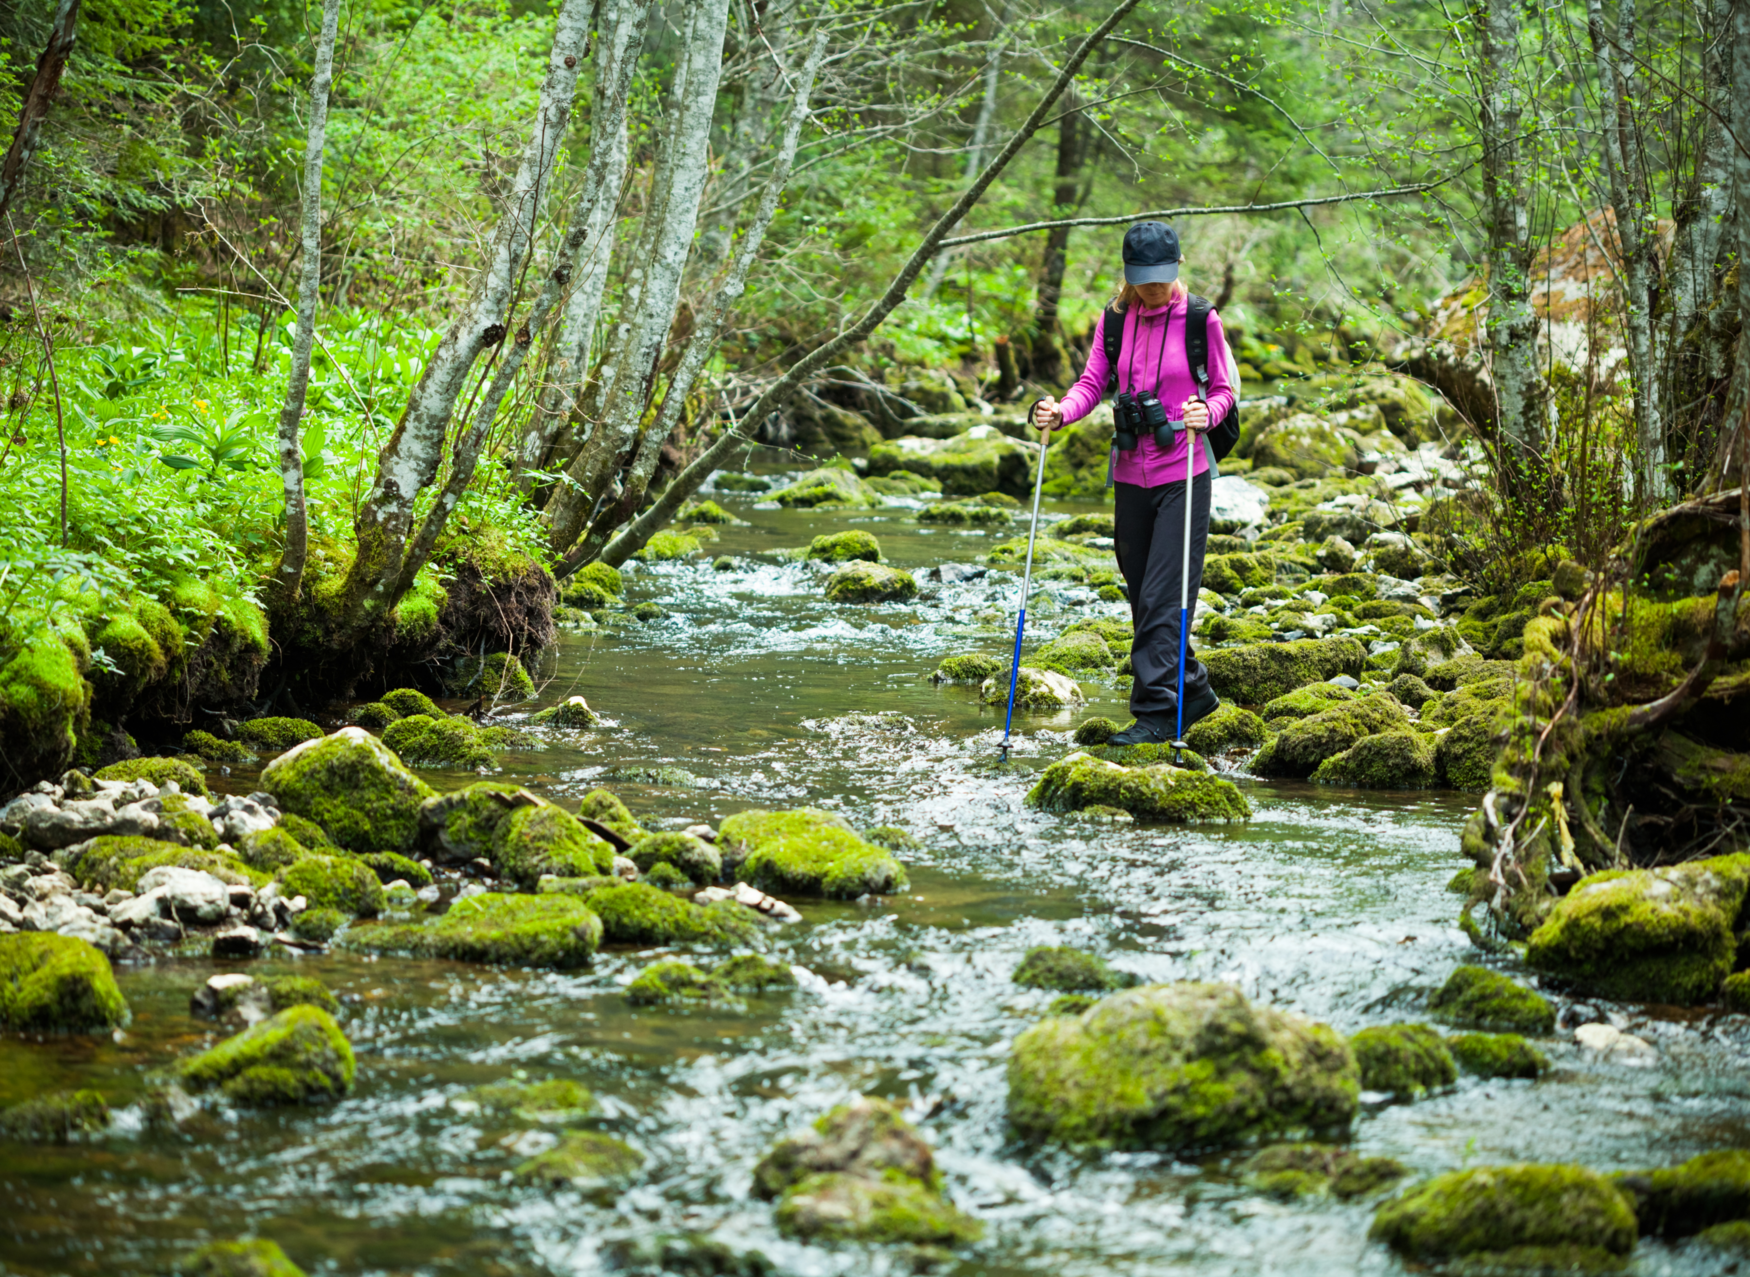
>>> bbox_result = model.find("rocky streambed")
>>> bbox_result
[4,398,1750,1276]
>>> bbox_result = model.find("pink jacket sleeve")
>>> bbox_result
[1202,308,1237,423]
[1057,310,1111,425]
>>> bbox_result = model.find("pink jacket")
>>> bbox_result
[1058,297,1237,486]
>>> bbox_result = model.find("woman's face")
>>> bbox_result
[1134,279,1177,307]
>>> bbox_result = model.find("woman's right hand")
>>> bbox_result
[1032,396,1063,434]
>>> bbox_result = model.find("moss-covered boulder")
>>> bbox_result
[380,688,444,719]
[1436,714,1502,790]
[179,1005,355,1105]
[238,827,305,873]
[1616,1149,1750,1238]
[358,851,431,887]
[66,837,260,893]
[627,831,721,885]
[1026,753,1251,822]
[1350,1023,1456,1096]
[1241,1143,1408,1200]
[346,893,602,967]
[577,787,646,842]
[823,562,918,604]
[1429,966,1555,1034]
[978,666,1084,710]
[0,1088,111,1142]
[291,907,345,944]
[1006,982,1358,1151]
[807,530,882,563]
[869,425,1032,497]
[933,653,1002,684]
[491,803,617,886]
[237,717,324,753]
[583,880,763,947]
[1203,552,1275,597]
[93,755,209,796]
[1012,946,1136,992]
[178,1238,306,1277]
[513,1130,644,1197]
[529,695,597,728]
[1183,704,1269,756]
[1246,413,1359,479]
[1369,1164,1637,1270]
[415,781,529,862]
[1524,853,1750,1005]
[467,1076,597,1122]
[261,727,435,854]
[768,467,881,510]
[1033,630,1116,674]
[1250,695,1409,779]
[1724,970,1750,1012]
[380,714,496,769]
[715,953,797,992]
[0,934,129,1033]
[278,855,386,918]
[1448,1033,1550,1079]
[720,808,907,898]
[917,497,1013,526]
[1259,683,1359,721]
[753,1097,981,1245]
[1310,730,1437,788]
[183,730,257,764]
[625,958,724,1005]
[1203,637,1367,706]
[1072,717,1120,745]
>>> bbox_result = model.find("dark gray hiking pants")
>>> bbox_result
[1113,472,1212,717]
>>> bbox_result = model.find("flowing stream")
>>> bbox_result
[4,472,1749,1277]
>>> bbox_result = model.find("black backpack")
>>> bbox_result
[1101,294,1242,461]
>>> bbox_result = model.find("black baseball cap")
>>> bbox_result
[1123,221,1181,284]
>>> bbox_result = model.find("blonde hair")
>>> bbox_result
[1111,278,1188,312]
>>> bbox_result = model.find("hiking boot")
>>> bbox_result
[1107,714,1173,746]
[1179,684,1221,734]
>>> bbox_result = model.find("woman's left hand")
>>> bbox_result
[1182,398,1211,432]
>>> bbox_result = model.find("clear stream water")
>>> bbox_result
[3,469,1749,1277]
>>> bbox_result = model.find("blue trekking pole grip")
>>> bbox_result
[1001,401,1053,761]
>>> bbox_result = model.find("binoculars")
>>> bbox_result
[1113,390,1181,451]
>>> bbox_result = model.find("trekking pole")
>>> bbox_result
[1172,394,1204,766]
[1000,402,1053,762]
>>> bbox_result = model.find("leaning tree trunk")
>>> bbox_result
[270,0,343,606]
[0,0,81,227]
[1028,84,1089,385]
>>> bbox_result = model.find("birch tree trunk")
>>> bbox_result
[512,0,649,494]
[598,0,1145,566]
[699,0,801,270]
[1475,0,1548,470]
[543,0,731,556]
[1666,0,1734,393]
[338,0,594,628]
[270,0,343,606]
[0,0,81,228]
[1587,0,1666,501]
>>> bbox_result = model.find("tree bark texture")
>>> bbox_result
[340,0,594,627]
[271,0,344,606]
[1030,85,1089,384]
[1719,0,1750,469]
[597,0,1145,566]
[0,0,81,229]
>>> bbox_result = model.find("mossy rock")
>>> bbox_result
[715,953,797,992]
[290,907,345,944]
[0,934,129,1033]
[577,787,645,842]
[626,958,725,1006]
[277,813,335,850]
[1241,1143,1408,1200]
[381,714,496,769]
[1073,717,1120,746]
[0,1088,110,1142]
[573,561,625,597]
[179,1004,355,1105]
[444,651,535,702]
[1436,714,1502,791]
[1350,1023,1456,1096]
[978,666,1084,710]
[529,695,597,728]
[513,1130,644,1197]
[1386,673,1436,709]
[65,837,257,893]
[560,579,613,609]
[1027,753,1250,822]
[1424,653,1517,692]
[237,718,324,753]
[1203,552,1275,597]
[1202,637,1366,706]
[1428,966,1555,1035]
[806,530,882,563]
[1369,1163,1637,1269]
[178,1239,307,1277]
[1006,981,1358,1151]
[415,781,528,862]
[278,855,386,918]
[93,755,209,796]
[773,1172,982,1245]
[917,499,1011,526]
[1616,1149,1750,1238]
[720,807,907,898]
[635,530,704,561]
[1085,741,1210,771]
[349,702,399,730]
[1250,695,1408,779]
[869,425,1032,497]
[1311,730,1437,788]
[1259,683,1359,720]
[627,831,721,885]
[864,825,920,852]
[1448,1033,1549,1079]
[1700,1220,1750,1255]
[491,803,617,886]
[1033,631,1116,675]
[1724,971,1750,1013]
[157,792,222,848]
[824,562,918,604]
[345,892,602,967]
[1524,853,1750,1005]
[768,467,881,510]
[358,851,432,888]
[1012,945,1136,993]
[380,688,444,719]
[680,499,737,524]
[1183,704,1269,756]
[263,975,339,1016]
[933,653,1001,685]
[182,730,256,765]
[584,880,765,947]
[260,728,435,854]
[467,1076,596,1122]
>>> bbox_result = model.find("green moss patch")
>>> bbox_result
[178,1005,355,1106]
[824,562,918,604]
[719,807,908,898]
[261,728,435,854]
[183,731,256,764]
[1241,1143,1407,1199]
[344,892,602,967]
[513,1130,644,1196]
[627,831,721,885]
[94,755,208,796]
[1202,637,1367,705]
[381,714,497,769]
[1618,1150,1750,1238]
[626,959,725,1005]
[0,934,129,1034]
[1250,695,1408,779]
[237,718,323,752]
[278,856,386,918]
[1012,946,1136,993]
[584,880,764,947]
[1428,966,1555,1035]
[488,803,617,886]
[1311,730,1437,788]
[1448,1033,1550,1079]
[467,1077,596,1122]
[1350,1023,1456,1096]
[0,1088,110,1142]
[807,530,882,563]
[577,788,645,842]
[178,1238,306,1277]
[1369,1163,1636,1268]
[1026,753,1251,822]
[1184,704,1269,755]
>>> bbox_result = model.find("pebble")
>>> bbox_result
[1574,1023,1657,1065]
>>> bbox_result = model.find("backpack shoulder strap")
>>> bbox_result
[1101,306,1125,394]
[1184,294,1212,389]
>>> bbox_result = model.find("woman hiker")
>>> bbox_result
[1031,221,1237,747]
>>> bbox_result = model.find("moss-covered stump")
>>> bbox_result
[1240,1143,1408,1200]
[719,808,907,898]
[513,1130,644,1198]
[178,1238,306,1277]
[1311,730,1437,788]
[467,1076,597,1122]
[261,727,434,854]
[978,666,1084,710]
[627,831,721,885]
[625,959,725,1006]
[823,562,918,604]
[1448,1033,1550,1079]
[1202,637,1367,705]
[933,653,1002,684]
[1349,1023,1457,1097]
[753,1097,981,1245]
[1250,695,1409,779]
[491,803,617,886]
[1616,1149,1750,1238]
[345,893,602,967]
[178,1005,355,1105]
[1006,982,1358,1151]
[1369,1164,1637,1271]
[237,717,323,753]
[1011,946,1137,993]
[582,880,763,947]
[1026,753,1251,822]
[277,855,386,918]
[94,755,209,796]
[1524,854,1750,1005]
[0,934,129,1033]
[0,1088,110,1141]
[807,530,882,563]
[1184,704,1269,755]
[1429,966,1555,1035]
